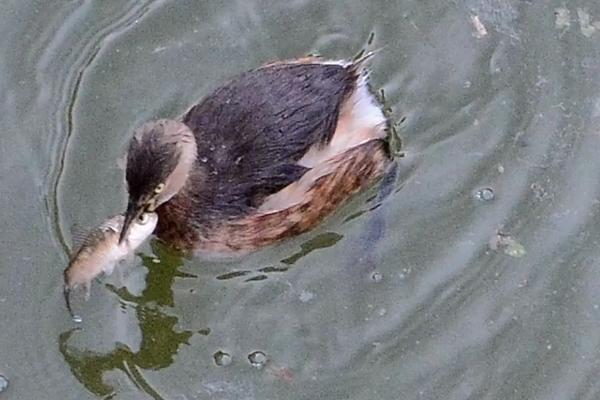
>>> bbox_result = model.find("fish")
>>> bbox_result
[63,212,158,321]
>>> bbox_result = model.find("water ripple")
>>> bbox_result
[39,1,156,254]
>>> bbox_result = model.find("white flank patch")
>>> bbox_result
[258,67,387,213]
[298,71,387,168]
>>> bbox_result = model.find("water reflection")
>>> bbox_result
[281,232,344,265]
[59,241,195,398]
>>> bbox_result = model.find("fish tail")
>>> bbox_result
[63,285,75,318]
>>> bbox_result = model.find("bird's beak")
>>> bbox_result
[119,200,142,244]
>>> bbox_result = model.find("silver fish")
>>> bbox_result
[63,212,158,321]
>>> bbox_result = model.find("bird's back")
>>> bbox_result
[181,62,357,217]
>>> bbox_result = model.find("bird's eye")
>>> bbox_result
[154,183,165,194]
[138,213,151,225]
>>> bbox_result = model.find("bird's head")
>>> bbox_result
[120,119,197,244]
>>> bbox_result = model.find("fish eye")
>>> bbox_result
[154,183,165,194]
[137,213,151,225]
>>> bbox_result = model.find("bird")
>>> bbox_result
[119,53,394,254]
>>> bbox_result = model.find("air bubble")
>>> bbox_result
[475,188,495,201]
[299,290,314,303]
[248,351,268,369]
[0,374,8,393]
[371,272,383,282]
[213,351,232,366]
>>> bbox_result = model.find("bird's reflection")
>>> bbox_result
[59,240,195,399]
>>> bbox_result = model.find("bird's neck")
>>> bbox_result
[157,122,199,205]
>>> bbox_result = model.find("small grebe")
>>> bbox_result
[119,53,394,253]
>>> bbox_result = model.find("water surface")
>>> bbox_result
[2,1,600,399]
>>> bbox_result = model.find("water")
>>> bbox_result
[2,0,600,399]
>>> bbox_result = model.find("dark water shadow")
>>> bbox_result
[281,232,344,265]
[350,160,399,278]
[58,241,195,399]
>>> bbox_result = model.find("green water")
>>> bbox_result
[2,1,600,399]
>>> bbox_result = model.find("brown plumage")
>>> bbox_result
[121,54,393,254]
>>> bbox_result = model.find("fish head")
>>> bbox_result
[122,212,158,250]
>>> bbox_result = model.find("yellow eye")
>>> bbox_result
[138,213,151,225]
[154,183,165,194]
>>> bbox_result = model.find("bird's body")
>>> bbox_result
[123,56,393,254]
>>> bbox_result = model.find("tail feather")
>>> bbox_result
[351,48,384,69]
